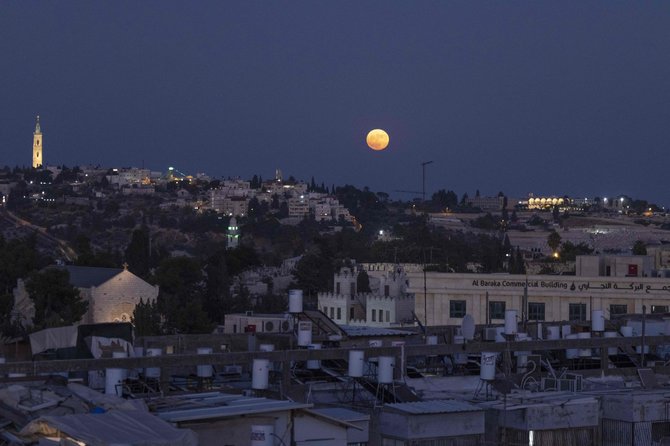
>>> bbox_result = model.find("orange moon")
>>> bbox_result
[366,129,390,151]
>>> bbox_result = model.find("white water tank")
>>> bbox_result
[561,325,572,338]
[426,335,438,345]
[252,359,270,390]
[259,344,275,352]
[377,356,394,384]
[578,332,591,357]
[495,327,505,342]
[250,424,274,446]
[297,321,312,346]
[306,344,321,370]
[480,352,497,381]
[105,351,127,396]
[604,331,619,355]
[565,334,579,359]
[145,348,162,378]
[348,350,364,377]
[504,310,518,335]
[288,289,303,313]
[547,326,560,340]
[197,347,213,378]
[591,310,605,332]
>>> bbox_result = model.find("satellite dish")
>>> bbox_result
[461,314,475,340]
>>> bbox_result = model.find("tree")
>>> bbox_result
[131,298,162,336]
[632,240,647,255]
[204,251,231,324]
[560,241,594,261]
[125,227,151,278]
[357,270,371,293]
[154,256,212,333]
[26,268,88,330]
[547,231,561,253]
[552,205,561,223]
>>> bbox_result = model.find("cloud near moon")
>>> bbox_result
[366,129,389,151]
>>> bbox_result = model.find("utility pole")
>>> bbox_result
[422,161,433,202]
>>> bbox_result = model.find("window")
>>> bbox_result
[329,307,334,319]
[371,309,376,322]
[350,282,356,296]
[336,307,341,320]
[605,266,611,276]
[652,305,669,314]
[336,282,340,294]
[609,304,628,317]
[386,310,390,322]
[384,285,390,297]
[569,303,587,321]
[528,302,546,321]
[349,307,354,320]
[449,300,466,318]
[489,301,506,320]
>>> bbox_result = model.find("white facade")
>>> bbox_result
[288,196,309,218]
[576,254,655,278]
[318,265,415,327]
[13,267,158,327]
[408,271,670,327]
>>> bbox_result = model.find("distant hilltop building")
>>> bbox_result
[32,115,43,168]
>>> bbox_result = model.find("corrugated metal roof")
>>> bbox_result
[153,392,312,422]
[309,407,370,422]
[385,399,481,414]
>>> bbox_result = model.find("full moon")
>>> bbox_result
[366,129,390,151]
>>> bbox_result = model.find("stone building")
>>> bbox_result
[14,265,158,327]
[318,264,415,327]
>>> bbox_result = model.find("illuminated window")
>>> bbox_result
[652,305,669,314]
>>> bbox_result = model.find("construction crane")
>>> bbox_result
[395,161,434,202]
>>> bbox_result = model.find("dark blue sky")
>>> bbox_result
[2,2,670,205]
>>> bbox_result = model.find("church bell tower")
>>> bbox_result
[32,115,43,168]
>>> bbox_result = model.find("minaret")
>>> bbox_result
[227,217,240,249]
[32,115,43,168]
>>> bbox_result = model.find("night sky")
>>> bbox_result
[2,2,670,205]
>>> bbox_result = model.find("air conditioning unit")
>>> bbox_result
[483,327,498,341]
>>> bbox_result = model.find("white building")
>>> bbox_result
[407,269,670,327]
[318,265,415,327]
[14,265,159,327]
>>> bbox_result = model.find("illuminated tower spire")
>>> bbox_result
[32,115,43,168]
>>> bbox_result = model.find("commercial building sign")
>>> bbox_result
[471,278,670,294]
